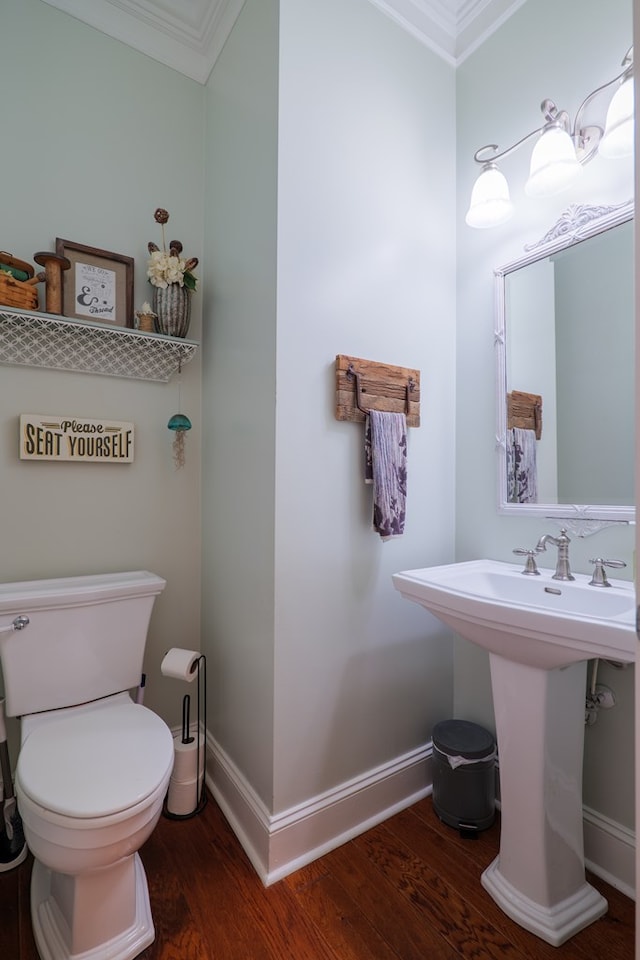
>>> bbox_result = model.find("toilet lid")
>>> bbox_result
[18,702,174,819]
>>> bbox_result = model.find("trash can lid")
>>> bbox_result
[432,719,495,759]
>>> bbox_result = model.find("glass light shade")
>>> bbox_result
[599,77,634,158]
[525,126,582,197]
[465,165,513,228]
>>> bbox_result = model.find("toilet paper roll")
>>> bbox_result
[161,648,200,682]
[172,733,205,782]
[167,774,203,817]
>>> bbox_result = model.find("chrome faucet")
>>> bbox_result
[535,528,575,581]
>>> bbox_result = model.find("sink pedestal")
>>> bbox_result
[482,653,607,946]
[393,559,635,945]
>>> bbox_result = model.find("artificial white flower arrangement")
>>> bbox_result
[146,208,198,291]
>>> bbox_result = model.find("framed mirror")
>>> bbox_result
[495,199,634,527]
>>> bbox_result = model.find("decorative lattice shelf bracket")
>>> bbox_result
[0,309,198,382]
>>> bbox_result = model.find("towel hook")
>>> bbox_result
[346,363,415,416]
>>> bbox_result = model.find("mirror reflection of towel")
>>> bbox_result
[507,427,537,503]
[364,411,407,539]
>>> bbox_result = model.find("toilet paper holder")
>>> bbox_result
[161,651,207,821]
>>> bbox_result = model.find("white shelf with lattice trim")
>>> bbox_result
[0,309,198,382]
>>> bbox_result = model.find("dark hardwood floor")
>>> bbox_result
[1,792,633,959]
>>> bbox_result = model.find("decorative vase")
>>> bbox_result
[153,284,191,338]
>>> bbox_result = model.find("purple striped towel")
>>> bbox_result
[507,427,538,503]
[365,410,408,540]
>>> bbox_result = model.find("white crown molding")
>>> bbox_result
[455,0,528,62]
[368,0,527,64]
[39,0,247,84]
[366,0,459,65]
[39,0,526,82]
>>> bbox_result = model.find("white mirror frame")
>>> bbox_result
[495,199,635,534]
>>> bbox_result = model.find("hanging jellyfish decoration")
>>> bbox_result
[168,413,192,469]
[168,358,192,469]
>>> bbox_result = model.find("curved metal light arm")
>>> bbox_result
[473,126,545,166]
[572,45,633,142]
[473,101,569,166]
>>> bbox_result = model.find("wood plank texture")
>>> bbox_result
[335,354,421,427]
[1,793,633,959]
[507,390,543,439]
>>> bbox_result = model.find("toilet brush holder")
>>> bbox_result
[0,698,27,871]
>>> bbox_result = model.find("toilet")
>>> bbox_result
[0,570,174,960]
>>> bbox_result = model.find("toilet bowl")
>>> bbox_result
[17,694,174,960]
[0,570,170,960]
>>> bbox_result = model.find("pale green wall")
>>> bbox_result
[555,223,634,504]
[1,0,635,846]
[203,0,457,817]
[202,0,279,805]
[0,0,205,736]
[505,258,558,501]
[456,0,635,828]
[273,0,456,813]
[1,0,456,831]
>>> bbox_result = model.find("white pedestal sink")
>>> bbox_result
[393,559,636,946]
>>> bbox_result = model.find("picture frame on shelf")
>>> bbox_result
[55,239,134,328]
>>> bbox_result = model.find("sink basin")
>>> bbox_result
[393,557,637,946]
[393,558,635,669]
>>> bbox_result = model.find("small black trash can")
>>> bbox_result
[432,719,496,835]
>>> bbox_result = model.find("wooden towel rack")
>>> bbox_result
[335,355,420,427]
[507,390,542,440]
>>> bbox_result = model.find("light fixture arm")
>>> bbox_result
[571,46,633,154]
[473,126,546,167]
[473,101,571,167]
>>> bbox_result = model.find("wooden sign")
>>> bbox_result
[20,415,134,463]
[335,355,421,427]
[507,391,542,440]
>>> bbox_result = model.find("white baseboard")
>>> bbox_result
[204,734,273,883]
[203,734,635,899]
[583,805,636,901]
[205,733,432,886]
[265,746,433,885]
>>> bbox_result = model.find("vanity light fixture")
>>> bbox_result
[465,47,634,228]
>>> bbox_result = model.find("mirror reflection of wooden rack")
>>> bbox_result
[507,390,542,439]
[335,355,420,427]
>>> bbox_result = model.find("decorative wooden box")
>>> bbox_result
[0,252,39,311]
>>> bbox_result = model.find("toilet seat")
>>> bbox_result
[18,701,173,819]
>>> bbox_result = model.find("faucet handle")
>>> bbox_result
[588,558,627,588]
[513,548,540,576]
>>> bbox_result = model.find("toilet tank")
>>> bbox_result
[0,571,166,717]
